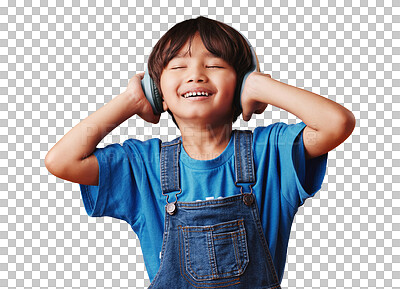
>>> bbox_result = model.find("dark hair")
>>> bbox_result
[148,16,253,129]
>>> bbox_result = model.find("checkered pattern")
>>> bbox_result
[1,0,399,288]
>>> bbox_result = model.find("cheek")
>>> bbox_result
[224,73,237,96]
[160,72,176,96]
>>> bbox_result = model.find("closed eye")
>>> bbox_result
[207,66,224,69]
[171,66,185,70]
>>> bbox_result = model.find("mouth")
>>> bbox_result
[181,91,212,98]
[180,88,215,99]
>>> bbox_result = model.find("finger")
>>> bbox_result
[130,73,144,83]
[255,104,268,114]
[241,111,251,122]
[149,112,161,124]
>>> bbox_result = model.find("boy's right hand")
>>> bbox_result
[46,72,160,186]
[124,73,161,124]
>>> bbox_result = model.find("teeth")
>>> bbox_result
[183,92,209,98]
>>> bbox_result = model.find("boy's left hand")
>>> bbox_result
[241,72,271,121]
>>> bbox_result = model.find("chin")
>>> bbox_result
[183,112,233,125]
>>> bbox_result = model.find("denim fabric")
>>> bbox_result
[80,122,328,282]
[234,130,256,187]
[150,130,281,289]
[160,136,182,203]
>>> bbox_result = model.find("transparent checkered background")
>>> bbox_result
[1,0,399,288]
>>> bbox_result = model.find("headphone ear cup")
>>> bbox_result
[141,69,164,115]
[237,33,260,110]
[150,77,164,114]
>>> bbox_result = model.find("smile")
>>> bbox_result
[182,91,210,98]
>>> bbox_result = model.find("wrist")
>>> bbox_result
[116,91,140,115]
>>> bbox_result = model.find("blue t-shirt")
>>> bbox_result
[80,121,328,282]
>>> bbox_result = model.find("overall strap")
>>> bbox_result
[160,136,182,196]
[234,130,256,193]
[160,130,256,200]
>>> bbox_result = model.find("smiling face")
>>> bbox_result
[160,33,237,128]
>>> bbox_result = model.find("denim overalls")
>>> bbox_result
[149,130,281,289]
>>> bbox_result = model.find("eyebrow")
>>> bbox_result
[174,50,219,59]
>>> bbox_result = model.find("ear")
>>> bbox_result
[162,97,169,111]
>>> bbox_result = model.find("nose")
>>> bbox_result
[186,66,208,83]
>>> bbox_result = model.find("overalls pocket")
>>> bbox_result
[179,219,249,281]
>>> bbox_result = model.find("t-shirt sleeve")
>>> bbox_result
[79,142,140,224]
[277,121,328,209]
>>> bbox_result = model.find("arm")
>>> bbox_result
[45,73,160,185]
[241,72,356,160]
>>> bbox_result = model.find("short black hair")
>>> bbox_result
[148,16,253,129]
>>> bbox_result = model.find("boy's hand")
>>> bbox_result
[241,72,271,121]
[125,73,160,124]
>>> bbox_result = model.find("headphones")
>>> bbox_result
[141,33,260,115]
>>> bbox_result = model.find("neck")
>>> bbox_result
[178,122,233,161]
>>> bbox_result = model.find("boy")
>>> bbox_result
[45,17,355,288]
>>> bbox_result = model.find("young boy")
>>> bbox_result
[45,16,355,288]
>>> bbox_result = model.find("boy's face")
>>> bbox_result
[160,33,237,127]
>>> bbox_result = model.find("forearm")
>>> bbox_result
[252,73,354,131]
[46,91,137,166]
